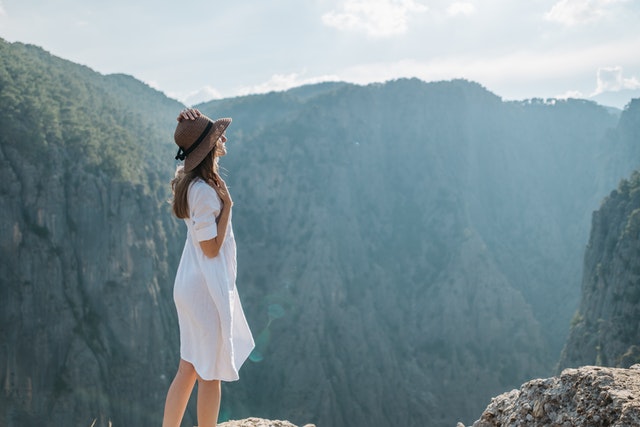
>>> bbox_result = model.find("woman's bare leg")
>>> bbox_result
[196,378,221,427]
[162,359,197,427]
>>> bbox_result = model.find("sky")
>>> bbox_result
[1,0,639,108]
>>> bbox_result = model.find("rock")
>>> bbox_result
[470,365,640,426]
[218,418,315,427]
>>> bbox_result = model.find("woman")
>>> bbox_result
[163,108,254,427]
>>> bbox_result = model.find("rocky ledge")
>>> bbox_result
[219,418,316,427]
[464,365,640,427]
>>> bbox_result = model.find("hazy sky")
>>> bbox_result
[1,0,639,106]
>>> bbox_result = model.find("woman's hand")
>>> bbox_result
[177,108,202,122]
[211,178,233,209]
[200,177,234,257]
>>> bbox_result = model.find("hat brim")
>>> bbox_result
[184,117,232,172]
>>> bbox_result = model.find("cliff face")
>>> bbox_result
[0,154,174,426]
[0,40,186,426]
[559,171,640,370]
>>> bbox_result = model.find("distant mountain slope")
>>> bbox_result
[0,39,185,427]
[198,79,635,426]
[558,101,640,371]
[558,170,640,370]
[0,40,180,184]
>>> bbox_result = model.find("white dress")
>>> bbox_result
[173,178,255,381]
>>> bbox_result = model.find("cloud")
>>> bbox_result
[338,52,575,89]
[447,2,476,16]
[555,89,586,99]
[183,85,224,106]
[0,1,6,17]
[236,72,340,96]
[322,0,428,37]
[591,66,640,95]
[163,85,223,105]
[545,0,629,26]
[320,36,640,100]
[146,80,161,91]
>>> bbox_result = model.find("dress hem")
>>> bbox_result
[179,355,241,382]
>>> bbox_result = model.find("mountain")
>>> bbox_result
[558,169,640,370]
[1,38,638,427]
[0,39,185,426]
[198,82,635,426]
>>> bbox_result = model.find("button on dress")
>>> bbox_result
[173,178,255,381]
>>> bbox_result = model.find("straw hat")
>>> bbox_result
[174,114,232,172]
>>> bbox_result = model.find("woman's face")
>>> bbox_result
[214,134,228,157]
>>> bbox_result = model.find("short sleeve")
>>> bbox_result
[188,180,221,242]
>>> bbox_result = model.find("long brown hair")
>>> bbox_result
[171,141,221,219]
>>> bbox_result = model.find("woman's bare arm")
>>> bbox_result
[199,178,233,258]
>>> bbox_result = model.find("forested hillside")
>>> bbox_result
[0,39,184,426]
[0,39,638,427]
